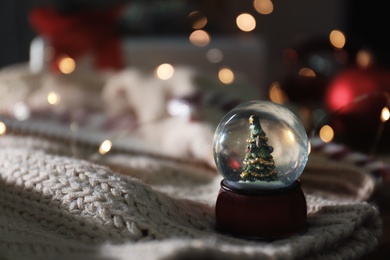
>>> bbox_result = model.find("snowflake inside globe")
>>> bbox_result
[212,100,309,190]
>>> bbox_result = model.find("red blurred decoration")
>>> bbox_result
[29,5,125,72]
[324,65,390,152]
[326,80,355,111]
[325,66,390,111]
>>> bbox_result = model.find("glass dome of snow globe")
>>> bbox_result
[213,100,309,190]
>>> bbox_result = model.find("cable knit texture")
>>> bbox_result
[0,135,382,260]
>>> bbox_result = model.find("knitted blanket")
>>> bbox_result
[0,135,382,260]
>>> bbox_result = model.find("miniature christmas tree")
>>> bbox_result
[240,114,278,182]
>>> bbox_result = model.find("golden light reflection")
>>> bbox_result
[381,107,390,123]
[269,81,288,104]
[0,121,6,135]
[319,125,334,143]
[58,56,76,74]
[188,11,208,29]
[99,139,112,155]
[253,0,274,15]
[47,92,60,105]
[356,49,373,68]
[218,67,235,84]
[298,67,316,77]
[329,30,346,49]
[236,13,256,32]
[287,130,295,143]
[155,63,175,80]
[189,30,210,47]
[308,141,311,155]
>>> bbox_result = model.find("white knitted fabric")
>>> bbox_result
[0,135,382,260]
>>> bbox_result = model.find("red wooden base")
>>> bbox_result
[215,179,307,240]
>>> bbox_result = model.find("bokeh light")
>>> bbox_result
[47,92,61,105]
[189,30,211,47]
[329,29,346,49]
[381,107,390,123]
[218,67,235,84]
[99,139,112,155]
[155,63,175,80]
[356,49,373,68]
[206,48,224,63]
[236,13,256,32]
[253,0,274,15]
[319,125,334,143]
[298,67,316,77]
[0,121,6,135]
[188,11,208,29]
[58,56,76,74]
[269,81,288,104]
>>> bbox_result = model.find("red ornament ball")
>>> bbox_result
[323,65,390,152]
[325,66,390,112]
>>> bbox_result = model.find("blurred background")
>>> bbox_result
[1,0,347,86]
[1,2,390,258]
[1,0,390,155]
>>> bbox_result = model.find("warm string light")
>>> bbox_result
[188,11,207,29]
[381,107,390,123]
[329,29,346,49]
[236,13,256,32]
[99,139,112,155]
[155,63,175,80]
[0,121,6,135]
[47,92,61,105]
[298,67,316,78]
[253,0,274,15]
[58,56,76,74]
[268,81,288,104]
[369,106,390,157]
[356,50,373,68]
[319,125,334,143]
[218,67,235,84]
[189,30,210,47]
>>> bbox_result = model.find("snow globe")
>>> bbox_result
[213,100,309,240]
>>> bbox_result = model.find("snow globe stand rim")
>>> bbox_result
[220,178,302,195]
